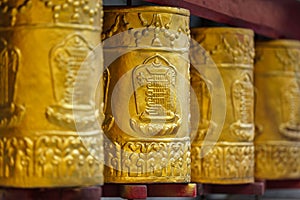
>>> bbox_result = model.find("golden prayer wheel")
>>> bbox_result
[0,0,103,187]
[191,27,255,184]
[102,6,191,183]
[255,40,300,179]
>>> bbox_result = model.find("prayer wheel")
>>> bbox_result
[102,6,191,183]
[0,0,103,187]
[191,27,255,184]
[255,40,300,179]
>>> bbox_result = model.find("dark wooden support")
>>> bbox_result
[147,183,197,197]
[0,186,102,200]
[198,181,265,196]
[266,180,300,189]
[144,0,300,40]
[102,183,197,199]
[102,184,147,199]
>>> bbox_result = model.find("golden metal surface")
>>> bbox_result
[0,0,103,187]
[191,27,255,184]
[102,6,191,183]
[255,40,300,179]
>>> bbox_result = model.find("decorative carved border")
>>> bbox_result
[191,28,255,66]
[191,142,254,184]
[0,132,103,187]
[255,141,300,179]
[102,8,190,50]
[0,0,102,27]
[255,41,300,73]
[104,137,191,183]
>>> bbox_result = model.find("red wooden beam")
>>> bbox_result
[120,185,147,199]
[0,187,102,200]
[102,184,147,199]
[198,182,265,196]
[102,183,197,198]
[144,0,300,40]
[147,183,197,197]
[266,180,300,189]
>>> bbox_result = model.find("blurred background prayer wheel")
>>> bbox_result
[255,40,300,180]
[191,27,255,184]
[0,0,103,187]
[102,6,191,183]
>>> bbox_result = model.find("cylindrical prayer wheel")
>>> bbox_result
[191,28,255,184]
[0,0,103,187]
[102,6,191,183]
[255,40,300,179]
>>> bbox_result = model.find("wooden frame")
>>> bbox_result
[145,0,300,40]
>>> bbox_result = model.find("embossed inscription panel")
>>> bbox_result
[0,38,25,128]
[46,33,97,130]
[130,54,181,136]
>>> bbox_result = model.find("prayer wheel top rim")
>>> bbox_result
[256,39,300,48]
[103,6,190,16]
[255,39,300,73]
[191,27,254,36]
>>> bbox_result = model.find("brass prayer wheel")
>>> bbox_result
[102,6,191,183]
[191,27,255,184]
[255,40,300,179]
[0,0,103,187]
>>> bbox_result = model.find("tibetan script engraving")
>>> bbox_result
[46,34,96,130]
[130,54,181,136]
[280,79,300,140]
[230,73,254,141]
